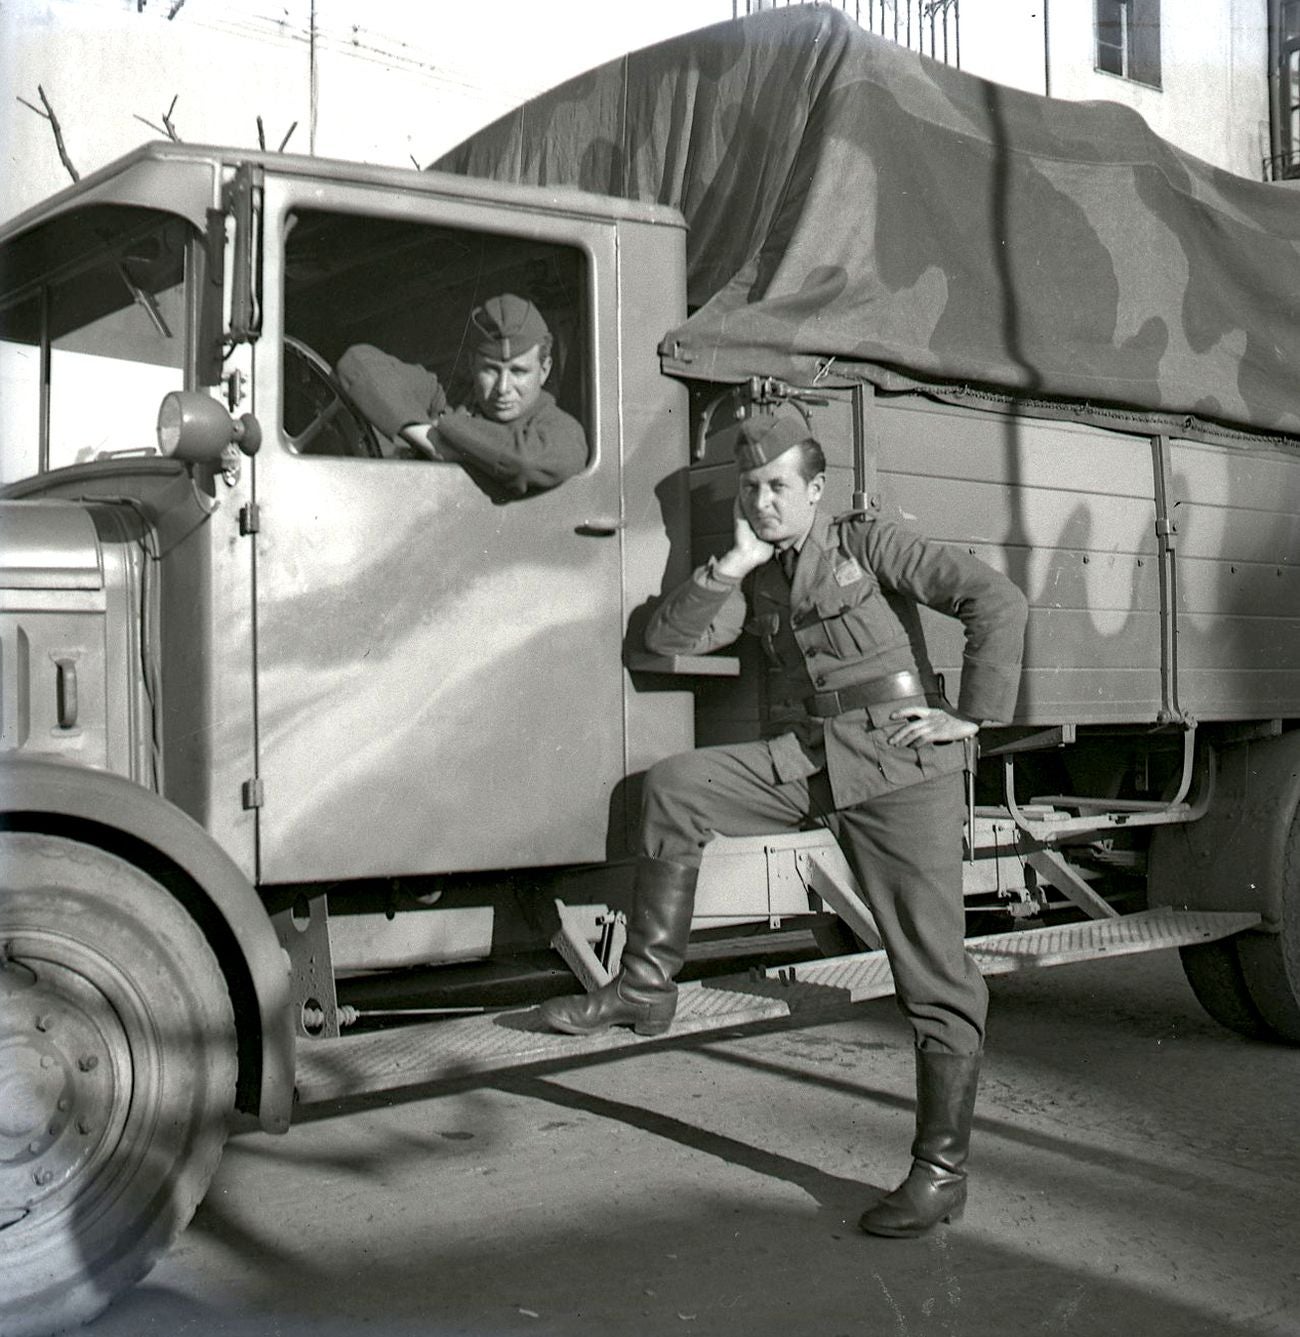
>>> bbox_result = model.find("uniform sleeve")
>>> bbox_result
[644,560,749,656]
[856,518,1028,723]
[336,345,447,437]
[434,401,588,496]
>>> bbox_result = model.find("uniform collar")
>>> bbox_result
[778,509,834,601]
[777,509,832,558]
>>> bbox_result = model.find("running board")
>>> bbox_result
[755,907,1260,998]
[292,908,1258,1108]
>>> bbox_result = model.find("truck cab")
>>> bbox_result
[0,143,705,1336]
[0,142,695,881]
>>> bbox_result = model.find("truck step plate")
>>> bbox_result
[762,907,1261,995]
[293,908,1258,1107]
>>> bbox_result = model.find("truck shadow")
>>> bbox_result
[96,1056,1275,1337]
[87,971,1288,1337]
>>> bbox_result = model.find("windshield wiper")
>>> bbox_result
[116,261,172,339]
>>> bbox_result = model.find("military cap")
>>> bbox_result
[468,293,550,359]
[733,404,814,471]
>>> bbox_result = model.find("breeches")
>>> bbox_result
[641,739,987,1055]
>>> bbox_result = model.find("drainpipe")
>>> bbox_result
[1268,0,1283,179]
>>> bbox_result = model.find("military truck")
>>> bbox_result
[3,8,1298,1335]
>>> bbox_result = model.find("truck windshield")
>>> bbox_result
[0,207,190,483]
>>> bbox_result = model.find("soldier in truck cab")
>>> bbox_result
[540,404,1028,1242]
[337,293,587,497]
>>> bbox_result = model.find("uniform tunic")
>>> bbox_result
[641,508,1028,1054]
[336,344,588,496]
[645,510,1027,802]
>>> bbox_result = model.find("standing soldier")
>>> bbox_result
[540,404,1028,1239]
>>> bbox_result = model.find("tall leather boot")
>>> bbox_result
[539,857,697,1037]
[858,1049,980,1239]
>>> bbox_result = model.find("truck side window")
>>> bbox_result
[281,208,592,488]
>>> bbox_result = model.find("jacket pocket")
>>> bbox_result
[796,592,860,659]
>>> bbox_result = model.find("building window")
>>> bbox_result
[1096,0,1161,89]
[1270,0,1300,179]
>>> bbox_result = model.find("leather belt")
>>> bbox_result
[803,669,932,718]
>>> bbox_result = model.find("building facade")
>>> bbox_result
[738,2,1271,180]
[0,1,1284,225]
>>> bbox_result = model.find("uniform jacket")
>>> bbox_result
[336,344,588,496]
[645,511,1028,807]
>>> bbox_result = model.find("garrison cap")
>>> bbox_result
[733,404,814,471]
[468,293,550,359]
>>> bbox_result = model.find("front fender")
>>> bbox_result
[0,755,294,1132]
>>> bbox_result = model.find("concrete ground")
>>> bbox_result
[86,947,1300,1337]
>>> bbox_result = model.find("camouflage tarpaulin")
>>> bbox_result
[434,6,1300,439]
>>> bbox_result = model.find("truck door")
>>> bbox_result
[249,178,625,884]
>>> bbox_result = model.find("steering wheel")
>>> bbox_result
[283,335,386,458]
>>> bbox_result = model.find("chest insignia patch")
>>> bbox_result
[833,556,865,587]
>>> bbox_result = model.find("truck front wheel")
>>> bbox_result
[0,832,237,1337]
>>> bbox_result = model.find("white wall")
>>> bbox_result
[921,1,1270,177]
[2,0,1275,230]
[0,0,732,226]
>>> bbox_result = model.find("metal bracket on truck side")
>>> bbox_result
[849,382,883,514]
[222,162,263,345]
[550,901,630,990]
[1149,728,1300,930]
[691,377,830,461]
[1003,727,1215,842]
[271,893,342,1040]
[1151,433,1183,725]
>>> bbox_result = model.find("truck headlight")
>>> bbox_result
[157,392,262,462]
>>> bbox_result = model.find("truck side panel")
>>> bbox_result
[687,390,1300,732]
[873,399,1165,724]
[1169,438,1300,719]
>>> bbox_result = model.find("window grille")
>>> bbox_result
[732,0,961,66]
[1267,0,1300,179]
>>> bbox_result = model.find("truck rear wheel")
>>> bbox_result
[1178,938,1271,1041]
[0,832,237,1337]
[1232,808,1300,1043]
[1177,804,1300,1045]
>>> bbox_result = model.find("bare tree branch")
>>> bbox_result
[17,84,79,181]
[133,2,188,20]
[256,117,297,152]
[133,93,181,142]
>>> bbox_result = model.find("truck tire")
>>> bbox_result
[0,832,237,1337]
[1233,808,1300,1044]
[1178,938,1271,1041]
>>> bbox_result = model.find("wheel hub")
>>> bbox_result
[0,955,120,1212]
